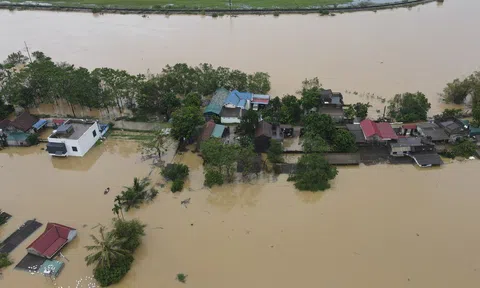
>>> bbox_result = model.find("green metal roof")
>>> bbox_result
[470,127,480,136]
[204,88,229,115]
[6,132,29,141]
[211,124,226,138]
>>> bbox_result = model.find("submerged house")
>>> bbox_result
[26,223,77,259]
[255,121,273,153]
[435,118,469,142]
[220,90,270,124]
[204,88,229,119]
[416,122,449,143]
[360,120,398,142]
[46,119,101,157]
[317,89,345,122]
[389,137,435,157]
[0,112,39,147]
[346,124,366,144]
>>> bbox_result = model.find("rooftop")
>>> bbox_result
[255,121,273,138]
[390,137,424,148]
[318,106,344,117]
[26,223,77,259]
[417,122,449,141]
[212,124,226,138]
[49,120,96,140]
[346,124,366,143]
[225,90,252,108]
[360,120,398,140]
[220,107,242,118]
[204,88,229,115]
[11,112,38,132]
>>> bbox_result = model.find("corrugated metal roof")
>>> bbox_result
[204,88,229,115]
[225,90,252,108]
[33,119,47,130]
[211,124,225,138]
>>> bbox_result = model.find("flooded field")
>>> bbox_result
[1,0,480,117]
[1,141,480,288]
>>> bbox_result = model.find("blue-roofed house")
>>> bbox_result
[204,88,229,119]
[224,90,253,109]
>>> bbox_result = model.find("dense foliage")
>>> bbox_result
[238,109,259,137]
[162,163,189,192]
[434,108,464,120]
[115,177,158,211]
[204,169,224,188]
[387,92,431,122]
[332,129,357,152]
[85,226,130,268]
[0,253,13,269]
[171,106,204,141]
[0,98,14,119]
[94,254,134,287]
[111,219,146,253]
[302,113,335,141]
[352,102,371,120]
[201,138,239,184]
[288,153,338,192]
[299,77,323,112]
[452,140,477,158]
[442,72,480,104]
[301,132,329,153]
[267,139,284,163]
[0,51,271,120]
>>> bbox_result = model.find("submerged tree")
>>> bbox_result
[141,128,169,159]
[288,153,338,192]
[332,129,357,153]
[267,139,284,163]
[387,92,431,122]
[239,109,259,137]
[85,227,130,268]
[116,177,157,211]
[171,106,204,141]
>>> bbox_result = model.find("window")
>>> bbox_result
[392,152,397,155]
[72,146,78,152]
[92,130,97,137]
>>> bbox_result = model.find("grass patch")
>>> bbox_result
[8,0,353,9]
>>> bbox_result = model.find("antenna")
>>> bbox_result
[24,41,32,63]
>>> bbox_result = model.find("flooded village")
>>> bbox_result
[2,0,480,287]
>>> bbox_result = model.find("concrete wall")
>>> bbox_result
[221,117,241,124]
[48,122,100,157]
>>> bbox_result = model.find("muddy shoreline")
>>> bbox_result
[0,0,436,16]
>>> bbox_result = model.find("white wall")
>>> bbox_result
[48,122,100,157]
[221,117,241,124]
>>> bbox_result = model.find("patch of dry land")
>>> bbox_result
[1,140,480,287]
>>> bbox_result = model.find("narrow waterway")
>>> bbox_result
[1,0,480,115]
[1,143,480,288]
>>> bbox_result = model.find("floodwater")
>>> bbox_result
[1,141,480,288]
[1,0,480,117]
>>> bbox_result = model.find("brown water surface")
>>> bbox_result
[1,0,480,116]
[1,142,480,287]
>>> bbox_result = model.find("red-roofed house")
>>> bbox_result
[360,120,398,142]
[26,223,77,259]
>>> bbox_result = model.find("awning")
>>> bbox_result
[33,119,47,130]
[46,142,67,155]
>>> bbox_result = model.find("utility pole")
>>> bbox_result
[24,41,32,63]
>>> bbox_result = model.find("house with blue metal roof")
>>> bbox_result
[204,88,229,117]
[224,90,253,109]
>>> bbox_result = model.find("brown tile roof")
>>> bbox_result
[200,120,216,142]
[11,112,38,132]
[255,121,273,138]
[0,119,11,130]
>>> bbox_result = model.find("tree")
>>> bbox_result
[137,77,181,120]
[238,144,259,177]
[226,70,248,91]
[299,77,322,112]
[288,153,338,192]
[111,219,146,253]
[332,129,357,152]
[112,203,124,220]
[267,139,284,163]
[204,169,224,187]
[280,95,302,124]
[302,113,335,141]
[0,253,13,269]
[387,92,431,122]
[85,226,130,268]
[302,132,329,153]
[442,78,473,104]
[116,177,155,211]
[183,92,202,107]
[2,51,28,69]
[0,98,13,119]
[171,106,204,141]
[141,129,168,159]
[452,139,477,158]
[239,109,259,137]
[353,102,371,120]
[435,108,463,120]
[247,72,271,94]
[261,96,282,124]
[344,105,356,120]
[201,138,239,183]
[161,163,189,192]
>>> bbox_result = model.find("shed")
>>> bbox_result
[346,124,366,144]
[204,88,229,116]
[211,124,226,138]
[199,121,216,142]
[255,121,273,153]
[11,111,38,132]
[32,119,47,131]
[6,131,30,146]
[26,223,77,259]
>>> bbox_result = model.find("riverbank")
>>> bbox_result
[0,0,437,15]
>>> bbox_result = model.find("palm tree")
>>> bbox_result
[85,227,130,268]
[117,177,150,211]
[112,203,124,220]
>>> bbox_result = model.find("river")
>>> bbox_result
[1,0,480,116]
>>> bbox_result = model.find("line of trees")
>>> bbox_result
[0,51,271,119]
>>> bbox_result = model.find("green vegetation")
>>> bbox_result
[299,77,323,112]
[387,92,431,122]
[204,169,224,187]
[0,210,8,226]
[452,140,477,158]
[176,273,188,283]
[7,0,353,10]
[114,177,158,211]
[442,71,480,104]
[162,163,189,192]
[86,219,146,287]
[288,153,338,191]
[238,109,259,137]
[267,139,284,163]
[140,129,168,158]
[26,133,39,146]
[0,253,13,269]
[435,108,464,120]
[302,131,329,153]
[332,129,357,152]
[201,138,239,184]
[352,102,371,120]
[171,106,205,141]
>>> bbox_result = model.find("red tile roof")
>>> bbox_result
[27,223,76,259]
[360,120,398,140]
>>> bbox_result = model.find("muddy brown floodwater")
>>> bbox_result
[1,141,480,288]
[1,0,480,117]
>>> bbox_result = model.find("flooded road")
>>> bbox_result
[1,0,480,115]
[1,142,480,287]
